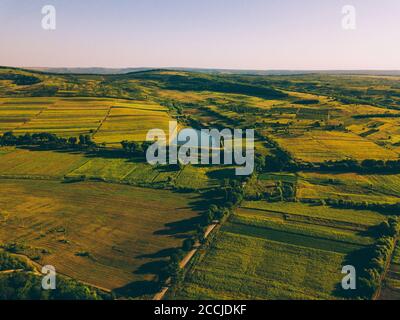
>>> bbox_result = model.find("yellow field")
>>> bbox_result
[276,130,399,163]
[0,179,201,293]
[0,147,88,178]
[93,104,171,145]
[298,172,400,203]
[0,97,174,145]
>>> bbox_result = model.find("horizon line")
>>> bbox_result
[4,65,400,72]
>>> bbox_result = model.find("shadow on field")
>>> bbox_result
[157,164,180,172]
[154,216,203,238]
[113,280,160,298]
[187,193,212,211]
[113,260,170,298]
[136,247,178,259]
[333,222,384,299]
[153,189,220,238]
[333,246,372,299]
[134,260,169,275]
[358,224,385,238]
[18,145,146,162]
[206,168,236,180]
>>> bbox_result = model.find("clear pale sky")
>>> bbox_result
[0,0,399,70]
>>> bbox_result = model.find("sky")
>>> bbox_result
[0,0,399,70]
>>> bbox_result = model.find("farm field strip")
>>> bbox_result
[233,209,373,245]
[241,201,385,227]
[0,146,221,190]
[222,221,363,254]
[275,130,399,163]
[0,103,47,133]
[0,97,174,144]
[297,172,400,204]
[66,157,163,184]
[0,148,89,178]
[175,199,379,300]
[175,228,346,300]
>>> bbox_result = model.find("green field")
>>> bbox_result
[231,210,373,247]
[173,201,381,300]
[0,147,88,178]
[0,147,219,191]
[174,227,347,299]
[241,201,385,227]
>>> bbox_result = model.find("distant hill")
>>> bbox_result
[28,67,151,75]
[24,67,400,76]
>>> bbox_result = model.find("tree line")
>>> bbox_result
[0,251,109,300]
[301,198,400,215]
[317,159,400,174]
[349,218,399,299]
[0,131,97,149]
[0,272,108,300]
[158,178,245,289]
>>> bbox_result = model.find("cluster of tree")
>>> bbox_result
[0,251,109,300]
[264,153,294,172]
[219,179,245,209]
[160,100,186,115]
[203,204,230,226]
[336,95,380,107]
[181,179,244,251]
[220,103,264,115]
[158,252,183,285]
[0,273,109,300]
[302,198,400,215]
[352,113,400,119]
[130,72,288,100]
[268,181,296,202]
[244,177,296,202]
[120,140,152,156]
[255,145,294,173]
[325,123,345,131]
[0,73,41,85]
[316,159,400,174]
[29,85,59,97]
[356,218,399,299]
[0,252,31,272]
[159,178,245,287]
[292,99,320,105]
[0,132,96,150]
[271,77,393,110]
[249,138,297,202]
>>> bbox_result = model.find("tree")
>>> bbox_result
[79,134,86,145]
[68,137,77,146]
[182,238,194,251]
[84,135,93,146]
[21,133,32,144]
